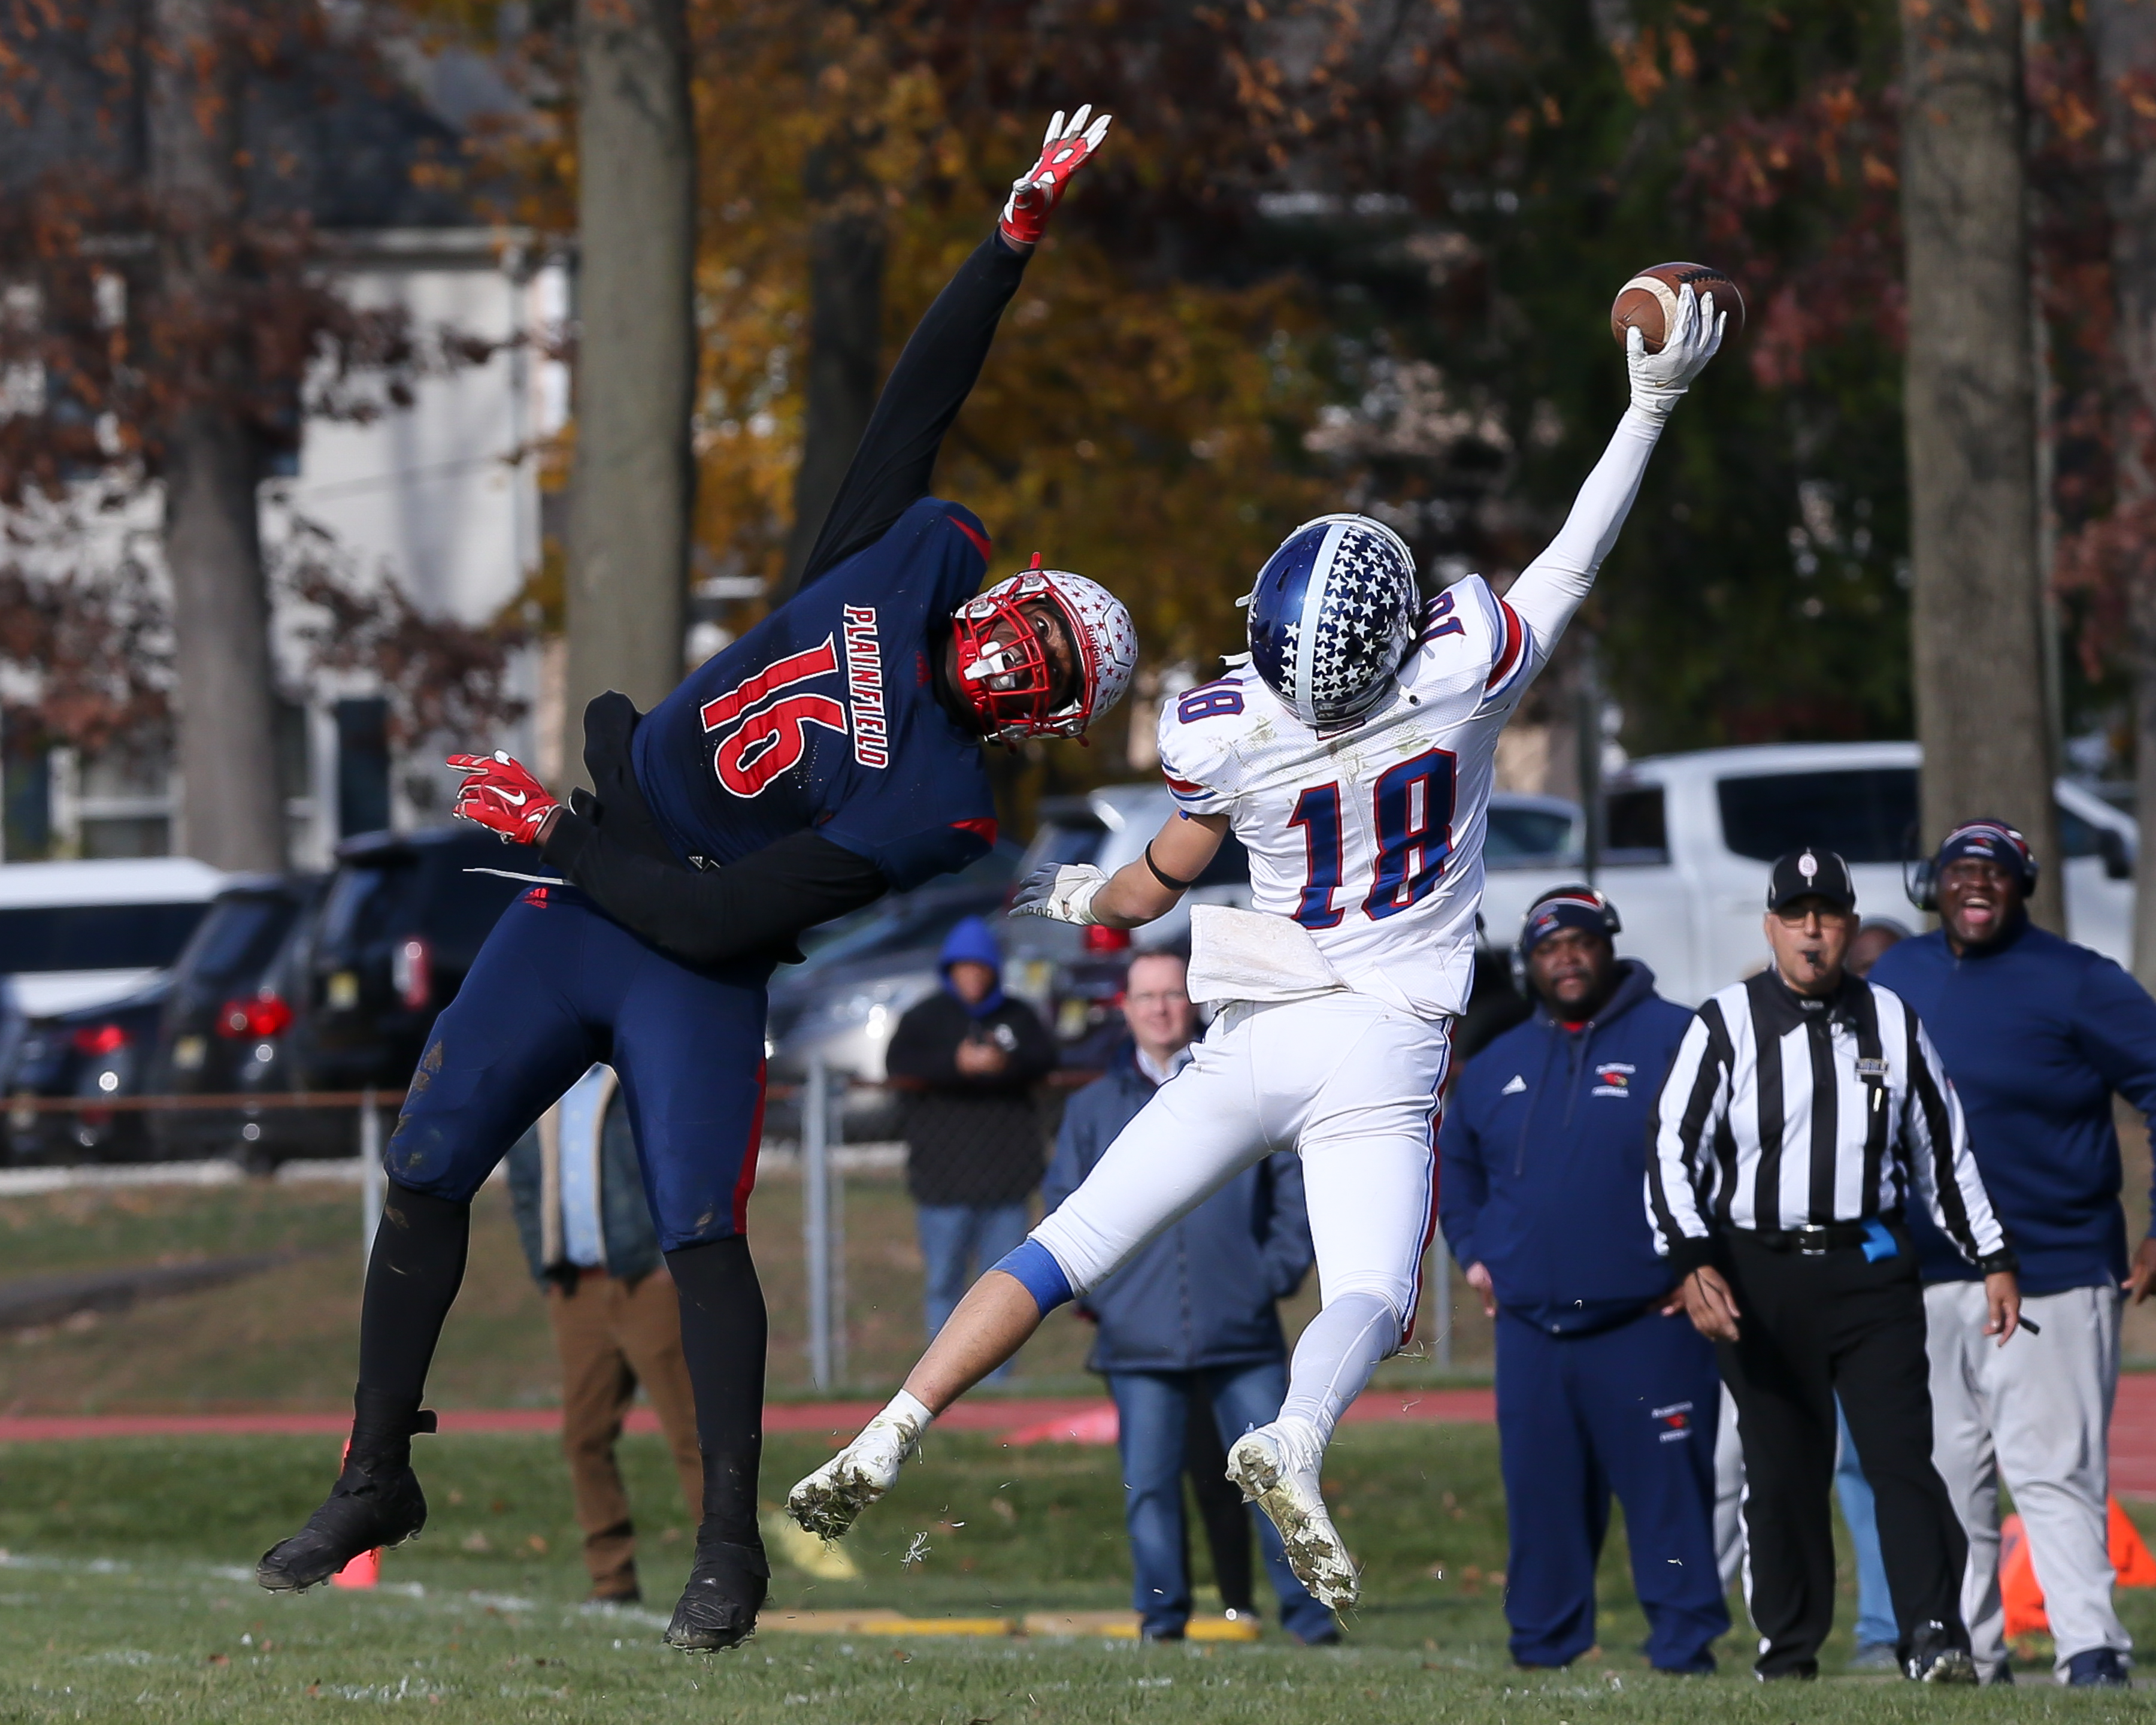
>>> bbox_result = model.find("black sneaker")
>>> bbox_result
[665,1529,768,1653]
[256,1454,428,1593]
[1902,1621,1978,1685]
[2065,1648,2132,1688]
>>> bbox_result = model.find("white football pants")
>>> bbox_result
[1032,994,1451,1430]
[1925,1280,2128,1675]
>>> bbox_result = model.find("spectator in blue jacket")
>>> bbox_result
[1042,949,1334,1645]
[1869,819,2156,1688]
[1440,886,1727,1674]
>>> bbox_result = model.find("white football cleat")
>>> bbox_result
[786,1404,924,1540]
[1226,1423,1358,1610]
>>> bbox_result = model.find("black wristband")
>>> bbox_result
[1976,1248,2019,1278]
[1144,842,1199,892]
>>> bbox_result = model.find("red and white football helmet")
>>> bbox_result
[950,559,1137,742]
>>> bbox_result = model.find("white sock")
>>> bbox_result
[1276,1291,1398,1461]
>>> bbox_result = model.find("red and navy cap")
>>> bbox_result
[1518,884,1621,958]
[1934,818,2038,890]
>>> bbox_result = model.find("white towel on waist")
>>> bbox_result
[1186,904,1351,1006]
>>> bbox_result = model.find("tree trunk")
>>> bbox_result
[564,0,697,776]
[776,209,885,600]
[2088,0,2156,984]
[1898,0,2063,928]
[147,0,286,871]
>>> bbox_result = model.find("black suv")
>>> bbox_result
[295,828,532,1095]
[4,981,172,1163]
[147,876,325,1166]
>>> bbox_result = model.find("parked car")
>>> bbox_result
[766,847,1023,1139]
[1476,742,2138,1006]
[0,856,227,1021]
[292,828,534,1098]
[146,875,326,1167]
[0,857,228,1163]
[3,978,172,1163]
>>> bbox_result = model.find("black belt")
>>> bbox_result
[1745,1220,1882,1257]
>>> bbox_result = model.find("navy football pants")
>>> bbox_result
[386,885,768,1251]
[1495,1308,1728,1672]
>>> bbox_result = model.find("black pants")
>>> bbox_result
[1718,1230,1968,1678]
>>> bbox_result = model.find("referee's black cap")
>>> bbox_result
[1766,848,1857,913]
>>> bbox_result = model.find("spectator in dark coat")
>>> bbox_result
[1043,950,1335,1645]
[886,916,1059,1361]
[1440,886,1727,1674]
[507,1066,702,1603]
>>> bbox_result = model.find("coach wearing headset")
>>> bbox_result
[1439,887,1727,1674]
[1869,821,2156,1689]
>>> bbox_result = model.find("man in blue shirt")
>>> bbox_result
[1043,951,1333,1646]
[1440,887,1727,1673]
[1869,819,2156,1689]
[257,110,1136,1654]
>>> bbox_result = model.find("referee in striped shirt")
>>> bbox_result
[1648,848,2019,1684]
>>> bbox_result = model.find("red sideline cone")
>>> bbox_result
[329,1440,380,1589]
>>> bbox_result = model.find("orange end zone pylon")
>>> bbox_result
[2000,1499,2156,1637]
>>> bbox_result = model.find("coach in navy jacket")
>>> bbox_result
[1440,888,1726,1673]
[1867,819,2156,1686]
[1043,949,1332,1644]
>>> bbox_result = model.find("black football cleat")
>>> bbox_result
[1901,1620,1978,1685]
[665,1529,768,1653]
[256,1454,428,1593]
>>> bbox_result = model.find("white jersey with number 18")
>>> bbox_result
[1152,402,1676,1023]
[1156,574,1532,1022]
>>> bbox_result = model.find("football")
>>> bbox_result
[1609,262,1745,352]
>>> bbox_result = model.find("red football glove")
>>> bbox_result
[447,750,558,845]
[998,104,1113,249]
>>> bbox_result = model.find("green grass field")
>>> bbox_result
[4,1425,2155,1723]
[0,1173,1494,1414]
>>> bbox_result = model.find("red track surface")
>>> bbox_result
[13,1378,2156,1493]
[0,1388,1494,1446]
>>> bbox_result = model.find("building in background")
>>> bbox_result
[0,23,564,868]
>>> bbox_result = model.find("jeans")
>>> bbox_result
[1105,1363,1337,1643]
[1836,1396,1898,1650]
[917,1203,1031,1382]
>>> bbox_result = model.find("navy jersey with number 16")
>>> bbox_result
[631,497,1001,892]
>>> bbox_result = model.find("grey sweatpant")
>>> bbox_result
[1925,1280,2130,1676]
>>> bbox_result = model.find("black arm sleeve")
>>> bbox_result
[798,232,1031,586]
[541,817,889,970]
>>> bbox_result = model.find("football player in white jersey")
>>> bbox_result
[787,286,1726,1608]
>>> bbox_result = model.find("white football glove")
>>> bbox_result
[1627,283,1725,417]
[1009,862,1109,925]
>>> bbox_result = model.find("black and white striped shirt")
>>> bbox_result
[1647,970,2009,1275]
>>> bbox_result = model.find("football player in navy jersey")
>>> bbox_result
[256,108,1136,1653]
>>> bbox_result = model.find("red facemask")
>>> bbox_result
[950,583,1078,740]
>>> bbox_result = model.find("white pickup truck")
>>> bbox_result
[1477,742,2139,1007]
